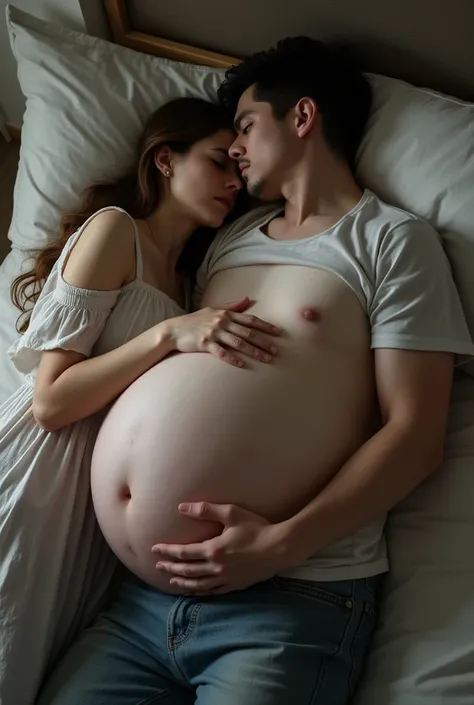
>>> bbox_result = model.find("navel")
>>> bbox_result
[119,484,132,502]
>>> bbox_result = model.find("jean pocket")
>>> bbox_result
[271,576,354,612]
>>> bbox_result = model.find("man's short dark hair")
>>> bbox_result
[218,37,372,169]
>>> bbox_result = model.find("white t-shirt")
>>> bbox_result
[195,190,474,581]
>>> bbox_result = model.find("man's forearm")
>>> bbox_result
[280,420,444,564]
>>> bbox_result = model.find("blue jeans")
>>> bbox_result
[38,571,382,705]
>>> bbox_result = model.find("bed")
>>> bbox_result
[1,1,474,702]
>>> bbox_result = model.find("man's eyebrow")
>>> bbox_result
[212,147,230,156]
[233,110,253,132]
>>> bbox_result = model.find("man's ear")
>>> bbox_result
[294,97,318,138]
[154,146,174,177]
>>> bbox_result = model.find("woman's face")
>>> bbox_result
[167,129,243,228]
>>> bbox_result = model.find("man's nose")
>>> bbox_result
[229,136,244,160]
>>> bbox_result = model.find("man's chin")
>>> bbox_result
[246,178,275,201]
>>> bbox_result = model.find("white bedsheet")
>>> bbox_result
[356,371,474,704]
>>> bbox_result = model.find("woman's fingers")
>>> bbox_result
[221,297,252,313]
[227,322,278,356]
[169,576,224,591]
[201,305,282,365]
[231,312,281,336]
[209,341,244,367]
[156,561,222,578]
[215,331,272,362]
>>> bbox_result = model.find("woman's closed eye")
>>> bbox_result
[212,158,241,183]
[212,158,227,170]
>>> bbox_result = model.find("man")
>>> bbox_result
[153,34,473,688]
[38,38,474,705]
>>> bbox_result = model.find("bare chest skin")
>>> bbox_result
[127,224,185,305]
[91,264,376,593]
[202,264,370,360]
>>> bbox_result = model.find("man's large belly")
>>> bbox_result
[91,266,375,592]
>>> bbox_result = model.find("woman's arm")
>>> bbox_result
[32,210,172,431]
[33,326,175,432]
[33,211,281,431]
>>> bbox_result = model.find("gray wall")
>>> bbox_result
[128,0,474,100]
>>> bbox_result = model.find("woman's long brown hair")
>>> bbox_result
[11,97,236,333]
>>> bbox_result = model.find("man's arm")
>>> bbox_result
[280,349,453,563]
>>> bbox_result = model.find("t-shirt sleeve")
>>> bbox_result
[369,218,474,358]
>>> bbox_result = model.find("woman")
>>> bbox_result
[0,97,280,705]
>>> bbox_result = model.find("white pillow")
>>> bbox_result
[6,4,225,252]
[357,76,474,374]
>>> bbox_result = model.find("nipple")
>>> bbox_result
[299,306,321,323]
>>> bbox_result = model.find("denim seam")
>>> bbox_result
[168,603,203,650]
[272,577,352,610]
[309,610,355,703]
[136,687,176,705]
[310,580,360,702]
[364,577,377,600]
[167,602,204,685]
[309,655,329,705]
[348,601,375,695]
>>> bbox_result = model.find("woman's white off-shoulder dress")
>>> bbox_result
[0,207,185,705]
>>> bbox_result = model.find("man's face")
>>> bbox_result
[229,85,295,201]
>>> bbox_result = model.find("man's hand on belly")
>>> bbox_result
[151,502,297,594]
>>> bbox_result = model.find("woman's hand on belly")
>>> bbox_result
[166,296,282,367]
[151,501,297,594]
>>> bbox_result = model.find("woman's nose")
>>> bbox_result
[231,176,243,191]
[227,172,243,192]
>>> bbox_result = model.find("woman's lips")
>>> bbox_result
[214,197,231,210]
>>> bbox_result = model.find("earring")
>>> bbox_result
[165,169,171,177]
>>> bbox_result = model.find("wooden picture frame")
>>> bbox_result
[103,0,239,68]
